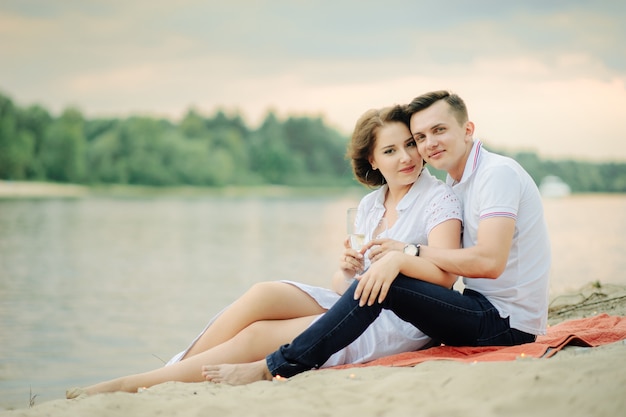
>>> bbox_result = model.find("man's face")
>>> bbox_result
[409,100,473,181]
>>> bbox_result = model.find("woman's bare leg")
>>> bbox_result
[72,315,318,396]
[182,281,326,359]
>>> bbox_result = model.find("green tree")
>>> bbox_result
[180,108,208,139]
[171,139,212,185]
[85,118,117,143]
[17,104,53,179]
[86,130,127,183]
[4,87,626,190]
[207,148,235,186]
[39,108,87,182]
[249,112,304,184]
[206,109,248,138]
[115,117,177,186]
[0,93,36,180]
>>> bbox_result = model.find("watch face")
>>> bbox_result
[404,244,417,256]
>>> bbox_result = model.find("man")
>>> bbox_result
[202,90,551,384]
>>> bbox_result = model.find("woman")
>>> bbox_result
[67,105,461,398]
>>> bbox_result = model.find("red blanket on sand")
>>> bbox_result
[332,313,626,369]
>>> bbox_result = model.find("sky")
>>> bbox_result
[1,0,625,161]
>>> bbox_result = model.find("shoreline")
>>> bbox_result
[2,282,624,417]
[0,180,366,200]
[2,180,624,200]
[0,181,89,199]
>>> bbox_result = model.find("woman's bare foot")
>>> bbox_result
[202,360,273,385]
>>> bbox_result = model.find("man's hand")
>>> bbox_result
[362,238,405,263]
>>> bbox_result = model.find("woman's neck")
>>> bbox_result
[382,182,413,230]
[383,169,422,224]
[385,183,412,209]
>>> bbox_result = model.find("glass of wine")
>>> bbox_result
[346,207,364,250]
[347,208,388,249]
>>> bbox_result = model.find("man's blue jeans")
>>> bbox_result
[266,275,536,378]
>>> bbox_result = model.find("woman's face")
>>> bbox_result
[369,122,423,188]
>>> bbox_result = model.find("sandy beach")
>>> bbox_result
[1,283,624,417]
[0,181,89,199]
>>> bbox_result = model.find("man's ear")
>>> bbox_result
[464,121,475,141]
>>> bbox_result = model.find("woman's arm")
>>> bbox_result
[354,218,462,306]
[331,237,364,295]
[331,236,417,295]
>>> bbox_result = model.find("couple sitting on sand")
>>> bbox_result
[67,90,550,398]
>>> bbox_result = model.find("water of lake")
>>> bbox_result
[1,193,625,409]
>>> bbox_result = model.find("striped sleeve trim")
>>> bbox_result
[480,211,517,220]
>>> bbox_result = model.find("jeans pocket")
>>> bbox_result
[476,314,516,346]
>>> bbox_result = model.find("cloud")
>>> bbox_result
[0,0,624,161]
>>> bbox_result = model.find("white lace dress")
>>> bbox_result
[167,169,461,367]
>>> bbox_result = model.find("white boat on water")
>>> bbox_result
[539,175,571,198]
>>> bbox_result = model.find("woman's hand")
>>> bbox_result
[339,237,365,279]
[354,251,402,306]
[362,238,405,264]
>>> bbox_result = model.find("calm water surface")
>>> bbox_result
[1,193,625,409]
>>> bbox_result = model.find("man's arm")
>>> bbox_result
[354,219,461,306]
[420,216,516,279]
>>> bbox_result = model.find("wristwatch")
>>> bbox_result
[403,243,420,256]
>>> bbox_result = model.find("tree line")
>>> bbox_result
[1,90,625,192]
